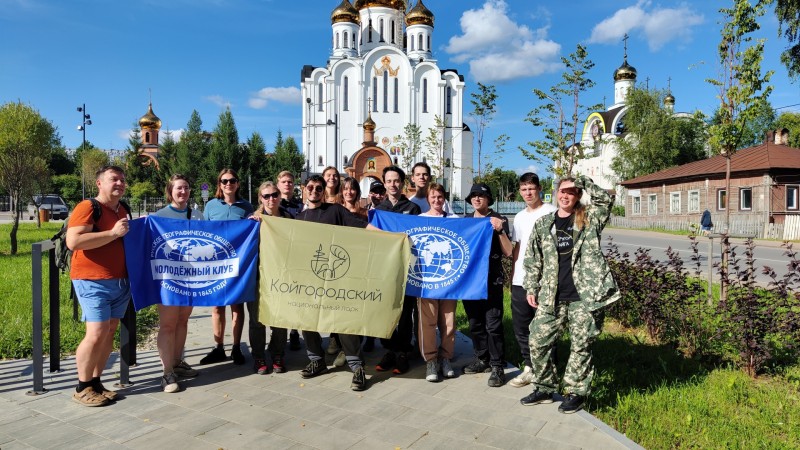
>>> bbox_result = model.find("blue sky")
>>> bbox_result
[2,0,798,176]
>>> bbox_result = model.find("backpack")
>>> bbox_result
[52,198,132,274]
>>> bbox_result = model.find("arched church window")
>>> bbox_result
[393,157,398,164]
[368,20,372,42]
[343,155,349,165]
[394,78,399,113]
[372,78,378,111]
[391,21,395,43]
[445,86,452,115]
[383,71,389,112]
[335,33,340,49]
[318,156,323,166]
[379,19,384,42]
[418,34,423,51]
[318,83,323,111]
[343,76,349,111]
[343,31,348,48]
[422,79,428,113]
[410,35,415,51]
[427,35,431,51]
[145,132,150,142]
[615,116,626,135]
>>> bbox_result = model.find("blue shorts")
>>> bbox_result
[72,279,131,322]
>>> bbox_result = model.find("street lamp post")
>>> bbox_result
[76,104,92,199]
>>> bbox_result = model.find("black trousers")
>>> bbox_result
[511,285,536,367]
[463,282,505,367]
[380,294,416,353]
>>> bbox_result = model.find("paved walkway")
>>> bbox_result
[0,311,642,449]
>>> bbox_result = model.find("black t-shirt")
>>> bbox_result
[554,213,580,302]
[295,202,366,228]
[280,197,302,218]
[469,209,509,286]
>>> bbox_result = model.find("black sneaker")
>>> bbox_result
[199,346,227,365]
[350,366,367,391]
[375,351,395,372]
[487,366,506,387]
[520,390,554,406]
[289,330,301,351]
[231,345,245,365]
[462,359,491,374]
[300,359,328,379]
[392,352,409,374]
[558,394,585,414]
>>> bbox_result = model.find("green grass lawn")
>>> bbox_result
[0,223,157,359]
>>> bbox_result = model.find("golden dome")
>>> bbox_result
[613,59,637,82]
[138,103,161,130]
[406,0,433,26]
[664,93,675,106]
[354,0,405,11]
[331,0,359,24]
[363,112,376,131]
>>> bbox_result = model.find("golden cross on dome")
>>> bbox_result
[622,33,629,60]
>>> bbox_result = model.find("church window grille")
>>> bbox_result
[379,19,384,42]
[427,35,431,51]
[343,77,349,111]
[318,84,324,111]
[343,32,348,48]
[422,79,428,113]
[418,34,423,51]
[383,71,389,112]
[372,78,378,111]
[394,78,399,113]
[391,21,395,43]
[368,20,372,42]
[335,33,340,49]
[410,36,415,51]
[445,86,452,115]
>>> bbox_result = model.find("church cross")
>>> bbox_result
[622,33,629,60]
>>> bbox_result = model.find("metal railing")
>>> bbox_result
[28,240,137,395]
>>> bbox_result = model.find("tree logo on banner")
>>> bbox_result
[310,244,351,281]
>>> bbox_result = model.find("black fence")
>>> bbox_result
[28,240,137,395]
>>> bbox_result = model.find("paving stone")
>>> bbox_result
[0,439,35,449]
[332,411,427,448]
[18,421,89,449]
[538,419,630,449]
[195,421,275,448]
[68,408,161,443]
[408,431,496,449]
[207,398,293,431]
[391,407,450,430]
[380,388,460,415]
[261,376,344,403]
[122,426,219,450]
[477,425,582,450]
[268,417,364,450]
[322,391,408,420]
[0,412,57,438]
[449,406,548,436]
[262,393,353,427]
[136,403,228,436]
[0,431,14,445]
[24,393,104,422]
[57,433,122,450]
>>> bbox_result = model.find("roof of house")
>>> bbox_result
[620,140,800,188]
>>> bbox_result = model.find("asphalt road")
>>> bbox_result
[603,227,794,287]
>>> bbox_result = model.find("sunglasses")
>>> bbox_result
[306,185,324,193]
[261,192,280,199]
[220,178,238,185]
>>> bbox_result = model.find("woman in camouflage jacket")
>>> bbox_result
[519,175,620,414]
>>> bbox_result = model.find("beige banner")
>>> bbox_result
[257,216,411,338]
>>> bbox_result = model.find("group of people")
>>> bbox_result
[66,162,619,415]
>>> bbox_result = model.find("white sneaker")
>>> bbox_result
[508,365,533,388]
[440,358,455,378]
[161,372,179,393]
[425,360,440,382]
[333,351,346,368]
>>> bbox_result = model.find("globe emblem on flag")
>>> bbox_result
[409,233,466,283]
[154,236,233,289]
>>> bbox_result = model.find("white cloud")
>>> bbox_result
[515,164,546,176]
[205,95,232,109]
[445,0,561,82]
[588,2,704,51]
[248,86,301,109]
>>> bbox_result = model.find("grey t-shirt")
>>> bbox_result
[153,205,205,220]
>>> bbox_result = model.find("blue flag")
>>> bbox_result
[124,216,259,310]
[368,210,492,300]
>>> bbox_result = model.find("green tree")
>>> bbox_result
[707,0,774,232]
[709,97,775,149]
[241,131,267,200]
[81,149,110,197]
[158,129,178,178]
[174,110,210,185]
[775,111,800,147]
[469,83,500,179]
[208,108,240,182]
[760,0,800,79]
[265,130,304,184]
[0,101,61,253]
[51,174,82,205]
[128,180,159,200]
[393,123,423,173]
[122,122,161,189]
[611,87,708,181]
[521,44,603,178]
[50,146,75,176]
[479,168,519,201]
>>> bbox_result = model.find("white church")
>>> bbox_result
[300,0,473,198]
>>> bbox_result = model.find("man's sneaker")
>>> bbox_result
[231,345,245,365]
[351,366,367,391]
[326,336,340,355]
[272,355,286,373]
[333,351,346,368]
[462,359,491,374]
[289,330,301,350]
[558,394,585,414]
[508,365,533,388]
[375,351,395,371]
[161,372,179,393]
[173,360,199,378]
[300,359,328,379]
[425,360,441,382]
[72,387,110,407]
[199,346,227,365]
[362,336,375,352]
[392,352,409,374]
[254,359,271,375]
[520,390,554,406]
[488,366,506,387]
[441,358,456,378]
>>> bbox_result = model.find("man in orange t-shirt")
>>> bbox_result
[66,165,131,407]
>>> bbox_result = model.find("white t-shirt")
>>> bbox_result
[511,203,557,286]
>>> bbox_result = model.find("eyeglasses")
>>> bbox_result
[306,185,324,193]
[220,178,238,185]
[261,192,280,199]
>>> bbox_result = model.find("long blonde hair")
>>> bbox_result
[254,181,279,217]
[561,177,586,230]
